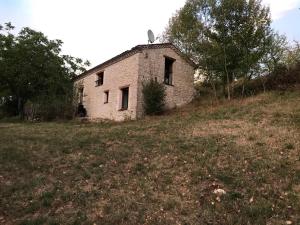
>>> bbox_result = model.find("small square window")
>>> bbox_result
[95,72,104,86]
[104,91,109,104]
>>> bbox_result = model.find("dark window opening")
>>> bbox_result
[104,91,109,104]
[95,72,104,86]
[164,57,175,85]
[121,87,129,110]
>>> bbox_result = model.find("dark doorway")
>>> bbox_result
[121,87,129,110]
[164,57,175,85]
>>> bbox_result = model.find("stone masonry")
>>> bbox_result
[74,43,196,121]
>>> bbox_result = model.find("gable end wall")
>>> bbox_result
[136,47,195,118]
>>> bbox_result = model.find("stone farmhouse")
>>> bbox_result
[73,43,196,121]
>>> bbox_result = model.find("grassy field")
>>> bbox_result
[1,91,300,225]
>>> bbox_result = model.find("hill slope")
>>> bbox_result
[1,91,300,224]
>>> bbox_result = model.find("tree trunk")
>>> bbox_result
[208,73,218,101]
[212,81,217,100]
[222,77,226,97]
[226,75,231,100]
[223,47,231,100]
[242,76,246,98]
[242,83,245,97]
[261,76,266,93]
[231,72,235,98]
[17,97,25,119]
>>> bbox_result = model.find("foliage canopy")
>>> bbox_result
[0,22,90,119]
[163,0,276,98]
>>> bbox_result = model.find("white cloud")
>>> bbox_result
[263,0,299,20]
[28,0,299,67]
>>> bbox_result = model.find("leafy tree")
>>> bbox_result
[284,41,300,69]
[162,1,202,61]
[261,32,288,74]
[163,0,273,99]
[257,32,288,91]
[0,23,90,119]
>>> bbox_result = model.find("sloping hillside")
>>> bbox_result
[1,91,300,225]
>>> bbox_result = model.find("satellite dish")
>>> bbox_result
[147,29,155,44]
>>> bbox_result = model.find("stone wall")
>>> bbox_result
[136,47,195,118]
[74,53,140,121]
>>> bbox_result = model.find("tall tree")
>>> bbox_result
[261,32,288,73]
[0,23,90,118]
[163,0,273,99]
[284,41,300,69]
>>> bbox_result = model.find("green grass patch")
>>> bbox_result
[1,90,300,224]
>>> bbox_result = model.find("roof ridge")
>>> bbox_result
[73,43,196,81]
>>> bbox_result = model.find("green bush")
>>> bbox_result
[266,62,300,90]
[23,93,76,121]
[195,82,214,97]
[0,97,18,119]
[233,63,300,97]
[233,78,265,97]
[142,79,166,115]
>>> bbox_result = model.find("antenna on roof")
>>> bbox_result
[147,29,155,44]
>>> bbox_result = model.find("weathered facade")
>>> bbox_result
[74,43,196,121]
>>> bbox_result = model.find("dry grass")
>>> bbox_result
[0,91,300,225]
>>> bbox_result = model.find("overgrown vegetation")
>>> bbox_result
[163,0,300,99]
[142,79,166,115]
[0,22,89,120]
[1,90,300,224]
[196,62,300,98]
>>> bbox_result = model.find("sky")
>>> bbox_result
[0,0,300,67]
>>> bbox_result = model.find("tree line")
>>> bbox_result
[162,0,300,99]
[0,22,90,120]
